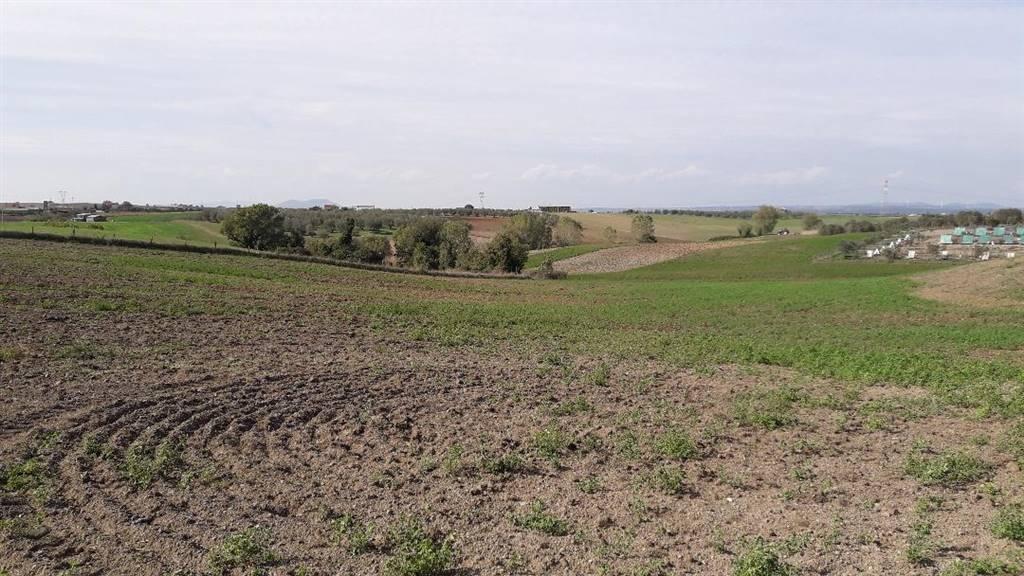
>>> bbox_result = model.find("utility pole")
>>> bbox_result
[478,191,486,210]
[881,179,889,215]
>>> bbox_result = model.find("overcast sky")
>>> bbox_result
[2,1,1022,208]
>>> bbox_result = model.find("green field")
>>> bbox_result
[4,234,1020,414]
[0,211,227,246]
[525,244,609,268]
[570,212,893,243]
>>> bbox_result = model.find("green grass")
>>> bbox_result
[525,243,609,268]
[122,440,185,488]
[904,450,993,488]
[330,513,374,555]
[653,428,698,460]
[0,211,228,246]
[3,233,1023,421]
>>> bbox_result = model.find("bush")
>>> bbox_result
[752,205,780,235]
[504,212,554,250]
[818,224,846,236]
[837,240,861,258]
[553,217,583,246]
[354,235,390,264]
[486,231,529,273]
[632,214,656,243]
[802,213,822,230]
[737,223,754,238]
[530,258,567,279]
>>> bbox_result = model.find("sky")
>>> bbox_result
[1,1,1022,209]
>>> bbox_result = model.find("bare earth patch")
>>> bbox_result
[915,258,1024,308]
[554,240,750,274]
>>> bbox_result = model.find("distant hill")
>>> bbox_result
[582,202,1009,215]
[278,198,337,209]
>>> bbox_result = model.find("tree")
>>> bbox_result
[437,220,472,269]
[221,204,287,250]
[553,217,583,246]
[486,231,528,273]
[393,218,444,268]
[802,213,822,230]
[503,212,553,250]
[737,223,753,238]
[752,205,780,235]
[602,226,618,244]
[631,214,656,243]
[354,236,390,264]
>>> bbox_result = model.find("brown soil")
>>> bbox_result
[554,240,750,274]
[915,258,1024,308]
[458,216,510,245]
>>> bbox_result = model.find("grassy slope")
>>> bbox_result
[525,244,609,268]
[570,212,893,243]
[0,212,228,246]
[3,234,1021,419]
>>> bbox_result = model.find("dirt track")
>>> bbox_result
[915,257,1024,308]
[553,240,750,274]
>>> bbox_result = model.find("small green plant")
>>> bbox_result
[206,526,277,575]
[122,439,185,488]
[1002,420,1024,467]
[653,428,698,461]
[383,518,456,576]
[906,520,935,566]
[939,557,1021,576]
[577,476,602,494]
[904,450,993,488]
[512,501,570,536]
[615,430,642,460]
[57,338,102,360]
[651,465,687,496]
[480,451,525,475]
[588,362,610,386]
[442,445,466,476]
[330,513,374,555]
[82,434,115,460]
[551,397,594,417]
[991,504,1024,542]
[0,346,23,362]
[734,387,802,430]
[532,425,569,462]
[733,538,795,576]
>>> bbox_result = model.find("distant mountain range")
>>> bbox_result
[277,198,338,209]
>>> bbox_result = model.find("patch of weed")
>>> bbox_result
[207,526,276,575]
[122,439,185,488]
[653,428,698,461]
[532,425,569,463]
[0,346,24,362]
[651,465,688,496]
[588,362,610,386]
[512,501,570,536]
[383,518,456,576]
[733,538,796,576]
[577,476,602,494]
[480,451,525,476]
[734,387,802,430]
[907,520,935,566]
[56,338,103,360]
[991,504,1024,542]
[442,445,466,477]
[551,397,594,417]
[615,430,642,460]
[1001,420,1024,467]
[904,449,993,488]
[330,513,374,555]
[939,558,1021,576]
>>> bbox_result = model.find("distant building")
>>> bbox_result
[539,206,572,213]
[323,204,339,210]
[354,205,376,211]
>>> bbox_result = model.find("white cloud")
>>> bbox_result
[739,166,829,186]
